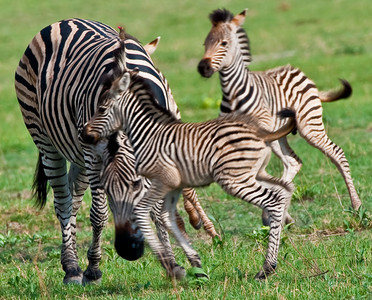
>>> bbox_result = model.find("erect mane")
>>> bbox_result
[128,72,179,122]
[98,39,127,106]
[209,8,234,25]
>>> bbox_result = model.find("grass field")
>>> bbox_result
[1,0,371,299]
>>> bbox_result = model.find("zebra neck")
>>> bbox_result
[219,54,251,114]
[122,92,176,154]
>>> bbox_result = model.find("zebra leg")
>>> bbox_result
[182,188,202,230]
[182,188,219,238]
[41,153,83,284]
[266,139,300,225]
[257,173,295,227]
[68,164,89,259]
[134,182,187,280]
[83,167,108,285]
[301,128,361,210]
[150,200,180,273]
[162,190,205,277]
[217,171,287,279]
[270,138,302,182]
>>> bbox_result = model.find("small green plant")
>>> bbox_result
[103,245,119,262]
[187,267,209,286]
[344,206,371,231]
[292,185,316,202]
[247,223,292,246]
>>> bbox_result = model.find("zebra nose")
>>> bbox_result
[114,221,144,261]
[82,123,100,144]
[197,58,214,78]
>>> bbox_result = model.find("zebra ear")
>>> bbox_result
[143,37,160,55]
[110,72,131,97]
[232,8,248,27]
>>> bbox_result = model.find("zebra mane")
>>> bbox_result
[128,73,179,122]
[237,27,252,67]
[98,40,127,106]
[209,8,234,25]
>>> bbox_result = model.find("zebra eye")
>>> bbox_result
[221,41,228,47]
[97,106,107,113]
[132,179,142,190]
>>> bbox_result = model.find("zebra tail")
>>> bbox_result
[32,152,50,209]
[319,79,352,102]
[262,109,296,142]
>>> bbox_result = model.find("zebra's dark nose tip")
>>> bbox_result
[197,58,214,78]
[114,222,144,261]
[82,124,100,145]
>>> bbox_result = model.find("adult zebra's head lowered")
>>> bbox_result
[97,131,148,261]
[198,8,248,78]
[84,68,147,261]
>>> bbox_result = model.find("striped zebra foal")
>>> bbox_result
[83,69,297,280]
[197,9,362,225]
[14,19,214,284]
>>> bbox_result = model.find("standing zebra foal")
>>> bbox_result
[198,9,362,225]
[83,68,297,280]
[15,18,215,284]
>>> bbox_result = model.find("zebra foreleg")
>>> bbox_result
[134,180,187,280]
[218,174,286,279]
[82,169,108,285]
[162,190,205,277]
[42,153,83,284]
[150,200,179,271]
[68,165,89,259]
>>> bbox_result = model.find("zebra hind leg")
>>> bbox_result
[264,139,300,225]
[182,188,219,238]
[302,129,361,210]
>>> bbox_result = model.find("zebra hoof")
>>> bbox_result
[63,276,83,285]
[261,209,270,226]
[284,213,294,225]
[190,218,202,230]
[255,264,276,280]
[255,270,268,281]
[82,268,102,285]
[63,267,83,285]
[168,265,186,280]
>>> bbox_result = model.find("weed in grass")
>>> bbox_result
[343,206,372,232]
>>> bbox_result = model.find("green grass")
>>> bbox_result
[1,0,371,299]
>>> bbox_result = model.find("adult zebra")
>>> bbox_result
[14,18,215,284]
[83,67,296,280]
[197,9,362,224]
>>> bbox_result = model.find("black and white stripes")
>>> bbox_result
[15,18,215,284]
[198,9,361,224]
[83,69,296,279]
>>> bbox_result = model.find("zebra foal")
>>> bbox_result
[83,68,296,280]
[198,9,361,225]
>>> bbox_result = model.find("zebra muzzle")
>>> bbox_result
[197,58,214,78]
[82,123,100,145]
[114,221,145,261]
